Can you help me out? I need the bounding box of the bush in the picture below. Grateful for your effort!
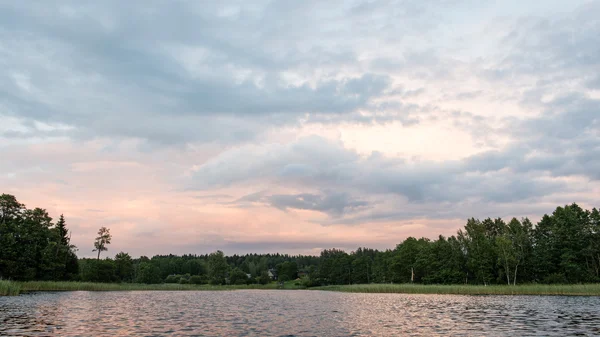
[229,268,250,285]
[179,278,189,284]
[258,271,271,285]
[165,275,181,284]
[135,262,162,284]
[189,275,205,285]
[301,277,322,288]
[543,273,568,284]
[79,259,117,283]
[210,277,225,285]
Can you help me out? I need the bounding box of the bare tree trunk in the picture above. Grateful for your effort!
[513,264,519,286]
[411,267,414,283]
[501,248,511,285]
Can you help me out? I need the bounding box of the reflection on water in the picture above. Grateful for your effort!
[1,290,599,336]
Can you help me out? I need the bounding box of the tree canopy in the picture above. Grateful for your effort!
[0,194,79,281]
[1,193,598,286]
[93,227,112,260]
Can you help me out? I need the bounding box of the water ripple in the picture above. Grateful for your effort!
[1,290,599,336]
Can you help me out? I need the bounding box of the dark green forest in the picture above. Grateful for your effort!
[1,193,599,286]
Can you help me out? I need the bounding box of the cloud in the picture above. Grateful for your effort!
[190,134,585,217]
[0,1,403,146]
[1,0,599,256]
[263,191,369,217]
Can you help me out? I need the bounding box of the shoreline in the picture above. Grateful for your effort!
[5,281,288,295]
[312,283,600,296]
[3,280,600,296]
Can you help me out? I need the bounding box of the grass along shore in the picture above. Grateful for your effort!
[313,283,600,296]
[16,281,283,293]
[2,280,600,296]
[2,280,306,295]
[0,280,21,296]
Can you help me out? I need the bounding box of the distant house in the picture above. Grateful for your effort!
[268,268,278,280]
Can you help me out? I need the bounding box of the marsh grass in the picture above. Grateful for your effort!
[0,280,21,296]
[18,281,281,293]
[5,281,599,296]
[312,283,600,296]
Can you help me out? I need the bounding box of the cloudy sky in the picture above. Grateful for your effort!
[1,0,599,257]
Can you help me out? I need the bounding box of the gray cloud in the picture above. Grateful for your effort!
[191,133,587,215]
[267,192,369,216]
[0,0,428,146]
[225,189,369,217]
[234,191,267,203]
[2,0,599,255]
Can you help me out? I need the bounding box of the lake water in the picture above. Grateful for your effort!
[1,290,599,336]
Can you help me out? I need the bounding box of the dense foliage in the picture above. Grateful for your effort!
[1,193,598,286]
[0,194,79,281]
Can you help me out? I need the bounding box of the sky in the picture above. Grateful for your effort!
[1,0,599,258]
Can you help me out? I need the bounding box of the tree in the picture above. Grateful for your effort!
[585,208,600,281]
[136,262,161,284]
[114,252,134,282]
[459,218,497,285]
[276,261,298,282]
[189,275,206,284]
[500,217,532,285]
[0,193,24,223]
[183,259,206,276]
[49,214,79,280]
[18,207,54,280]
[0,194,81,281]
[0,195,21,279]
[371,251,392,283]
[93,227,112,260]
[207,250,229,285]
[496,234,515,285]
[319,248,351,285]
[351,252,372,284]
[415,235,465,285]
[532,204,592,283]
[390,237,430,283]
[55,214,69,245]
[79,258,117,282]
[532,214,556,282]
[258,270,271,285]
[551,204,590,282]
[229,268,249,285]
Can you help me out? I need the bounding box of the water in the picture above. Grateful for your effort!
[1,290,599,336]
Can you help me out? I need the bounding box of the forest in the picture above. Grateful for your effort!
[1,193,599,286]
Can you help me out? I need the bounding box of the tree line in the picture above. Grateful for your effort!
[1,193,598,285]
[0,194,78,281]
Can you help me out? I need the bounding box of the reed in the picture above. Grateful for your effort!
[18,281,280,292]
[312,283,600,296]
[0,280,21,296]
[8,281,600,296]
